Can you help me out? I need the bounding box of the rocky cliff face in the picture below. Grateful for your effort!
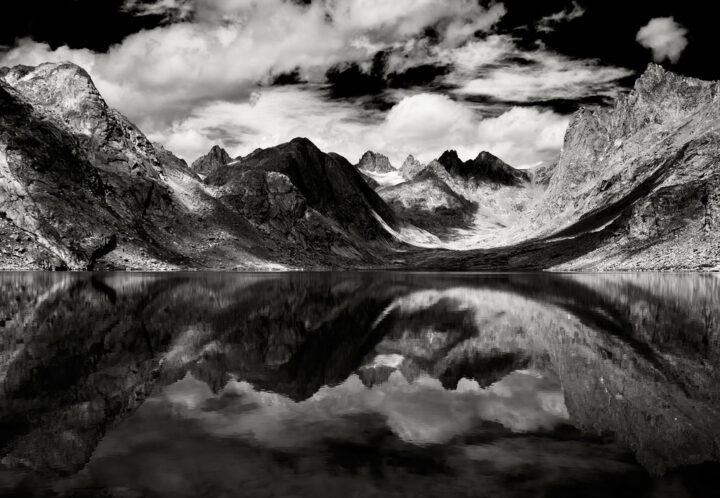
[527,161,558,187]
[532,64,720,270]
[0,63,181,270]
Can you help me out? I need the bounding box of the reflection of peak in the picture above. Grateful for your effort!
[2,273,720,478]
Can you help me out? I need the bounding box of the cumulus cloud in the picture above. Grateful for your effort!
[156,87,567,167]
[1,0,505,125]
[0,0,628,167]
[636,17,688,64]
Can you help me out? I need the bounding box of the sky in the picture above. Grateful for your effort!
[0,1,711,167]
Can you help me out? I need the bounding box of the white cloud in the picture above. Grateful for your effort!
[1,0,505,127]
[378,93,568,166]
[157,88,567,167]
[449,37,633,103]
[636,17,688,64]
[0,1,627,168]
[536,1,585,33]
[123,0,194,20]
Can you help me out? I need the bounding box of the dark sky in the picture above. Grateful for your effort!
[498,0,716,80]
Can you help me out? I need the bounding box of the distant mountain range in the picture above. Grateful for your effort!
[0,62,718,271]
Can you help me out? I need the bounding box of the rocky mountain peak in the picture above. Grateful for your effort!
[630,63,720,119]
[436,149,528,186]
[192,145,232,177]
[0,62,107,137]
[1,61,162,179]
[400,154,425,180]
[529,64,720,270]
[357,150,394,174]
[437,150,463,171]
[206,137,397,240]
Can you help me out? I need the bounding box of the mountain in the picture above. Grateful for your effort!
[205,138,397,243]
[0,62,399,270]
[437,150,530,187]
[399,154,425,180]
[530,64,720,270]
[378,165,478,235]
[0,61,718,271]
[378,154,538,243]
[0,62,196,270]
[191,144,231,177]
[356,150,395,174]
[411,64,720,271]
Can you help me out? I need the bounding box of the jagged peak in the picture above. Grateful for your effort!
[209,144,231,160]
[359,150,388,160]
[192,144,233,175]
[357,149,394,173]
[439,149,460,161]
[436,149,463,167]
[631,63,718,103]
[635,63,707,87]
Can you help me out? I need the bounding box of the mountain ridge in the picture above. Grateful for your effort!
[1,61,718,271]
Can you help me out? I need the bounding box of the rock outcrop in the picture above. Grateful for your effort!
[527,161,558,187]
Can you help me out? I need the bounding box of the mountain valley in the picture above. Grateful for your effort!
[0,62,718,271]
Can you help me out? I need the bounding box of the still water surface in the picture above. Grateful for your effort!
[1,272,719,497]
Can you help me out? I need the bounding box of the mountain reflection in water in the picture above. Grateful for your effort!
[1,272,719,497]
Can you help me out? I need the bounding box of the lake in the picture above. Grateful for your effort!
[1,272,719,497]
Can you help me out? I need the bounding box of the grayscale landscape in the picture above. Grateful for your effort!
[0,1,718,497]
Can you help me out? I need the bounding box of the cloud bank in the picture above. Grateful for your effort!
[636,17,688,64]
[0,0,632,167]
